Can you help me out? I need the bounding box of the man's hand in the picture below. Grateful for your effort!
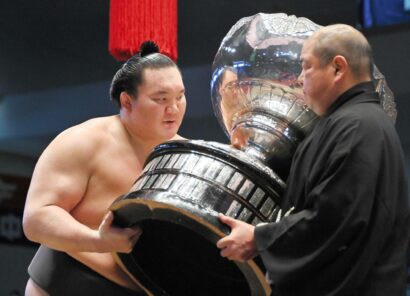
[97,211,142,253]
[216,213,257,262]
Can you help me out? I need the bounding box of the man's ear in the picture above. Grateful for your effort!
[332,55,348,78]
[119,92,133,111]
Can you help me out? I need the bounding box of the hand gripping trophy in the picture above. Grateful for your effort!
[109,13,396,296]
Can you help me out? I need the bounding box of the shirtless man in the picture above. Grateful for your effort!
[22,41,186,295]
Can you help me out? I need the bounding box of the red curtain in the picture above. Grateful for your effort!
[109,0,178,61]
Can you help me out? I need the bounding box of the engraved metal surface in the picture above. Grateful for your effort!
[127,140,284,225]
[111,140,284,295]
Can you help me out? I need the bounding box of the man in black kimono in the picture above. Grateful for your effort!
[217,24,410,296]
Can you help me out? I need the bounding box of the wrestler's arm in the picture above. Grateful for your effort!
[22,127,138,253]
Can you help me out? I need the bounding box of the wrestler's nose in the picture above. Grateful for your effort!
[166,102,179,114]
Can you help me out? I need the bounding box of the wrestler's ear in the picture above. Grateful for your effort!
[332,55,347,79]
[119,92,133,111]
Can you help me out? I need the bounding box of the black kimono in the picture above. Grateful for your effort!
[255,82,410,296]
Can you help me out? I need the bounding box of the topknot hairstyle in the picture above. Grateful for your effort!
[110,40,178,107]
[140,40,160,57]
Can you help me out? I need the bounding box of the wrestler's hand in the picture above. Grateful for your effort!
[216,213,257,262]
[97,211,142,253]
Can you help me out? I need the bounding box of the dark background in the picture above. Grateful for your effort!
[0,0,359,94]
[0,0,409,155]
[0,1,409,295]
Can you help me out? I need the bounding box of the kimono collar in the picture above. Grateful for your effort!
[325,81,379,117]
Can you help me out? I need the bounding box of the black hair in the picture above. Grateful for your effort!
[110,41,178,107]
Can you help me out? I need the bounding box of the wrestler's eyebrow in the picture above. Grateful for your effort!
[151,88,185,95]
[151,90,168,95]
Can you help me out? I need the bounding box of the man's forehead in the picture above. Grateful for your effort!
[144,81,185,94]
[143,67,179,77]
[301,38,315,57]
[143,67,181,82]
[149,87,185,95]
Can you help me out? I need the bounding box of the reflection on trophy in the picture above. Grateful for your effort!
[217,77,317,180]
[109,12,395,295]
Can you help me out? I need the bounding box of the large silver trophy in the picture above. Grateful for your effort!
[211,13,319,180]
[109,13,395,296]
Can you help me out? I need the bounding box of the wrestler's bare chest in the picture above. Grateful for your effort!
[71,153,143,228]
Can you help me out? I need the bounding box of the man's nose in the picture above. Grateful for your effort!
[166,102,179,114]
[297,71,304,85]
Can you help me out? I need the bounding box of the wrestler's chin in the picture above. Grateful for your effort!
[160,121,181,140]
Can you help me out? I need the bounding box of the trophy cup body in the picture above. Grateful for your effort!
[111,140,284,295]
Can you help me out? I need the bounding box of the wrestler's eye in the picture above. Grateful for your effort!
[153,97,167,103]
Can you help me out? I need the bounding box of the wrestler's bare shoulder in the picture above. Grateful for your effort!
[58,115,120,143]
[40,116,121,159]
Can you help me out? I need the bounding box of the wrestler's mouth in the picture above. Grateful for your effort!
[163,120,177,127]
